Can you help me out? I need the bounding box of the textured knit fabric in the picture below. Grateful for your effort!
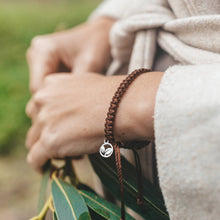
[81,1,220,219]
[155,63,220,220]
[91,0,220,75]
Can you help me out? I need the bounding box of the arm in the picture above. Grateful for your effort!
[25,62,220,220]
[25,71,164,172]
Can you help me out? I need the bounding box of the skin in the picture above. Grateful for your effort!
[26,17,115,93]
[26,17,164,172]
[26,72,163,172]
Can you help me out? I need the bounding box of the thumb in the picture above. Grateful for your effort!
[27,37,59,93]
[72,51,105,75]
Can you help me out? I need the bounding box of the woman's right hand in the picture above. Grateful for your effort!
[26,17,115,93]
[26,71,164,172]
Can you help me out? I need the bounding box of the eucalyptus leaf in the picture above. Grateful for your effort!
[77,183,97,195]
[89,207,106,220]
[77,184,107,219]
[52,178,91,220]
[89,154,170,220]
[79,190,135,220]
[53,212,58,220]
[38,164,50,213]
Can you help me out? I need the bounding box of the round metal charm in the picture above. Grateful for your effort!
[99,140,114,158]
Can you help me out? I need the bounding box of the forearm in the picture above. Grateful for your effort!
[26,71,164,172]
[113,71,164,142]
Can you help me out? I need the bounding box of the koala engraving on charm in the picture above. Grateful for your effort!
[99,140,114,158]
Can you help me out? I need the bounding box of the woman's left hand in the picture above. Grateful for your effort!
[26,72,163,172]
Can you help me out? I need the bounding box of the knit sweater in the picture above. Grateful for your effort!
[82,1,220,219]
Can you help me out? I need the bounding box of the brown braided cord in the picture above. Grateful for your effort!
[104,68,151,220]
[105,68,151,142]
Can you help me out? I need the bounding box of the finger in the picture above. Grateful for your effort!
[72,39,111,75]
[26,99,39,121]
[26,100,33,118]
[25,122,42,150]
[27,50,57,93]
[27,141,50,173]
[27,39,58,93]
[73,51,104,74]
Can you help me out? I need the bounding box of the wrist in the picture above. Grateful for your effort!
[111,71,164,142]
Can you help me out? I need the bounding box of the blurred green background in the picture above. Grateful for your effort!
[0,0,100,219]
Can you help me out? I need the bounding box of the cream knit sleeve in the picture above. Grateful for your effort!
[154,63,220,220]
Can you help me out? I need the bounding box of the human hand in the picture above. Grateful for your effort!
[26,71,163,172]
[26,17,115,93]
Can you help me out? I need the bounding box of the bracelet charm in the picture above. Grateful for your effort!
[99,140,114,158]
[101,68,151,219]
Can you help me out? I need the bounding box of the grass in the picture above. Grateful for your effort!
[0,0,101,154]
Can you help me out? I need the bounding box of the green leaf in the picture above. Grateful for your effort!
[77,184,107,219]
[53,212,58,220]
[79,190,135,220]
[52,177,91,220]
[89,154,170,220]
[89,208,106,220]
[77,183,97,195]
[38,163,50,213]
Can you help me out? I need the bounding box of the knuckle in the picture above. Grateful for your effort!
[30,35,57,53]
[25,99,37,119]
[31,36,46,47]
[38,110,48,124]
[25,102,32,117]
[33,91,45,105]
[41,128,57,153]
[29,84,37,95]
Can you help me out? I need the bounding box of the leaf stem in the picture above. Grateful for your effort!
[49,200,55,213]
[30,194,53,220]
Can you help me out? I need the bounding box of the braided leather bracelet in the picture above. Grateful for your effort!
[99,68,151,220]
